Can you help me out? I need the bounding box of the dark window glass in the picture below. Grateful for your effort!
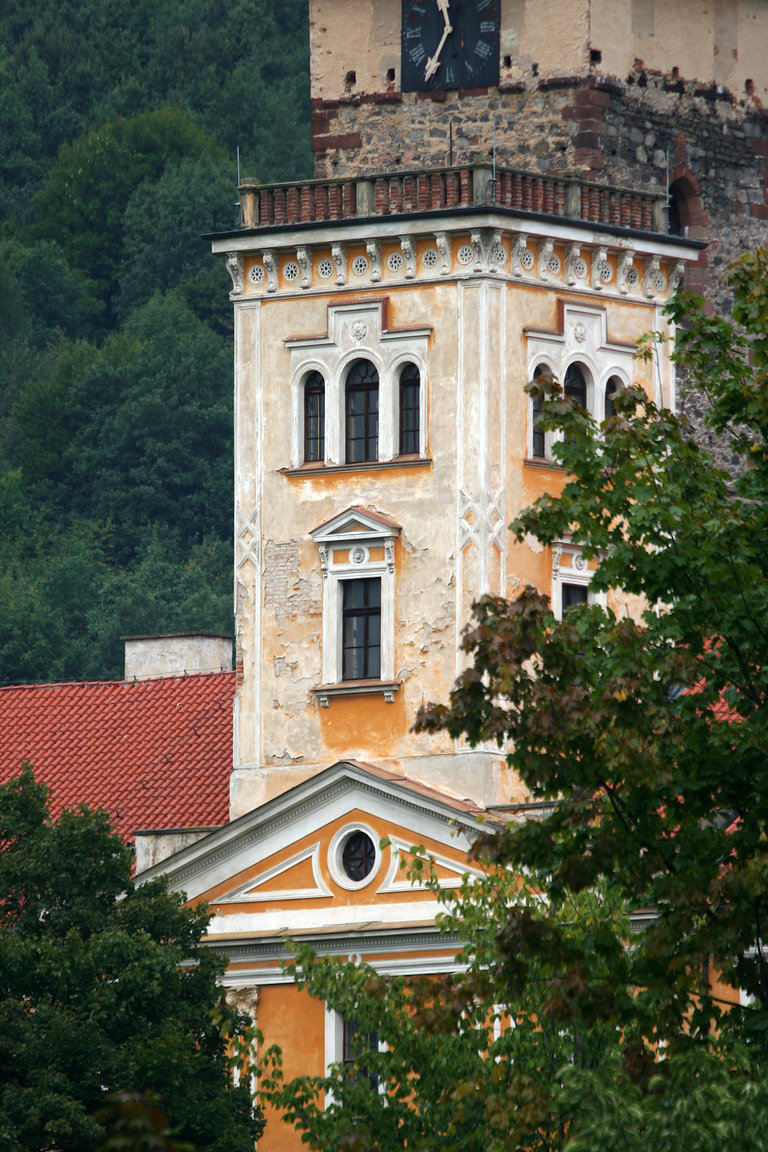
[342,830,376,881]
[345,360,379,463]
[399,363,420,455]
[605,376,620,420]
[342,578,381,680]
[561,583,588,615]
[343,1018,379,1089]
[564,363,587,409]
[531,365,547,458]
[304,372,325,462]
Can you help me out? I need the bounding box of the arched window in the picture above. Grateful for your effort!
[303,371,325,462]
[531,364,548,458]
[398,363,420,455]
[604,376,620,421]
[345,360,379,463]
[564,363,588,409]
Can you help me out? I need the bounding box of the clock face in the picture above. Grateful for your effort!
[401,0,501,93]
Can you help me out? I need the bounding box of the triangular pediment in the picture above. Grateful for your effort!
[138,762,497,942]
[310,506,401,545]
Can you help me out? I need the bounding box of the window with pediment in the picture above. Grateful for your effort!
[551,541,605,621]
[310,507,401,703]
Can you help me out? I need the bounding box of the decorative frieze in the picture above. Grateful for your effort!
[232,224,689,306]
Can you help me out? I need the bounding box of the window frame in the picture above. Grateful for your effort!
[551,541,605,621]
[287,303,430,469]
[397,361,422,456]
[310,508,400,692]
[341,576,381,681]
[324,1007,386,1104]
[345,359,380,464]
[303,370,326,463]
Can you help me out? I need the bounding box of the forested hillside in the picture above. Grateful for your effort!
[0,0,312,684]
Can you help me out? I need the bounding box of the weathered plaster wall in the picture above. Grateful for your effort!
[226,225,680,816]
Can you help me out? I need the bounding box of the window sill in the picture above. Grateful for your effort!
[524,456,564,471]
[313,679,401,707]
[281,457,431,477]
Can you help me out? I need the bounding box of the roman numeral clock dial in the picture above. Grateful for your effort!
[401,0,500,92]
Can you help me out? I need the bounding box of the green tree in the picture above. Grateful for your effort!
[0,766,261,1151]
[60,291,232,561]
[260,864,637,1152]
[262,251,768,1148]
[31,107,224,318]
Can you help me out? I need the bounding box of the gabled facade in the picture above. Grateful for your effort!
[139,760,499,1152]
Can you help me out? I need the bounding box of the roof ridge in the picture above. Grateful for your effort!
[0,669,236,693]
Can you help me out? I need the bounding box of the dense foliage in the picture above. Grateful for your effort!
[262,252,768,1148]
[0,765,262,1150]
[0,0,312,684]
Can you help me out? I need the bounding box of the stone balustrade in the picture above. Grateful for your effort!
[238,163,668,235]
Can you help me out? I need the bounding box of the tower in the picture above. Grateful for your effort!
[211,0,704,818]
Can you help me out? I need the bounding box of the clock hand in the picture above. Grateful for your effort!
[424,18,453,80]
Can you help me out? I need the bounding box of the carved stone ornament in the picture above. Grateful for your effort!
[572,321,587,344]
[366,239,382,283]
[296,246,312,290]
[262,249,278,293]
[225,986,259,1016]
[565,243,581,286]
[434,231,450,275]
[385,539,395,573]
[400,237,416,279]
[331,243,346,286]
[643,255,661,299]
[572,552,586,571]
[552,544,563,573]
[350,321,368,342]
[471,228,501,274]
[669,260,686,293]
[318,544,329,576]
[511,233,529,277]
[617,250,636,295]
[225,252,243,295]
[351,545,366,564]
[591,246,608,291]
[537,239,554,281]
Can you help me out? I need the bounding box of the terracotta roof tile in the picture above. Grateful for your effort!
[0,672,234,840]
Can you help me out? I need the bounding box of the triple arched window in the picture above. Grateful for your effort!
[529,361,625,461]
[298,358,423,467]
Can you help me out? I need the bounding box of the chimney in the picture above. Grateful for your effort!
[123,632,233,680]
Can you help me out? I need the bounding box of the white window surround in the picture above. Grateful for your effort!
[324,1005,387,1104]
[526,303,634,460]
[327,823,382,891]
[551,540,606,621]
[286,300,430,468]
[310,506,401,702]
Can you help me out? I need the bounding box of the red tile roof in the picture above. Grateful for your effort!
[0,672,235,840]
